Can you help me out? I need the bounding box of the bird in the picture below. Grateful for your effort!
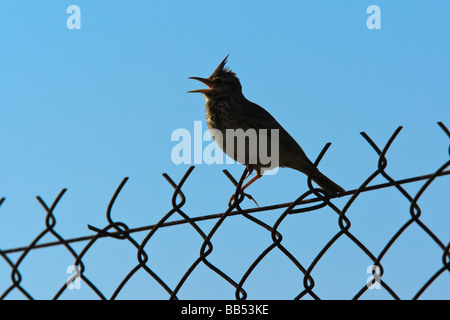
[188,55,345,205]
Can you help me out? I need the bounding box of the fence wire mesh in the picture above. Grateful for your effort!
[1,123,449,300]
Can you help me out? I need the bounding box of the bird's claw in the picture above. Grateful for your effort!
[243,167,254,180]
[228,192,259,208]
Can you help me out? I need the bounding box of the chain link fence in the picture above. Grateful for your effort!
[1,123,449,300]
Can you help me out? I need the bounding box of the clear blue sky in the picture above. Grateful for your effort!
[0,1,449,299]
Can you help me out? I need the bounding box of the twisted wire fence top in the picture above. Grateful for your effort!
[0,122,449,300]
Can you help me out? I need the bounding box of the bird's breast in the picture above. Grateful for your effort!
[206,98,234,132]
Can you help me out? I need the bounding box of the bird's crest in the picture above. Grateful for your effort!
[210,54,236,78]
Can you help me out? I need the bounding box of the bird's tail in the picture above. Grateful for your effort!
[310,170,345,195]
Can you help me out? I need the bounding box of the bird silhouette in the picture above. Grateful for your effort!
[189,55,344,205]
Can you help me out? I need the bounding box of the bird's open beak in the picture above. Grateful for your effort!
[188,77,213,93]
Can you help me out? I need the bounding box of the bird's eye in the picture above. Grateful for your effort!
[214,78,223,85]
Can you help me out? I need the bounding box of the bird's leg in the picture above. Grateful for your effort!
[228,173,262,207]
[243,165,254,180]
[241,173,263,192]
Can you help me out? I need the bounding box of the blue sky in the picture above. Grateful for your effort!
[0,1,449,299]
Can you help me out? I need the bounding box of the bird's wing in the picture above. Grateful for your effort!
[235,98,313,165]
